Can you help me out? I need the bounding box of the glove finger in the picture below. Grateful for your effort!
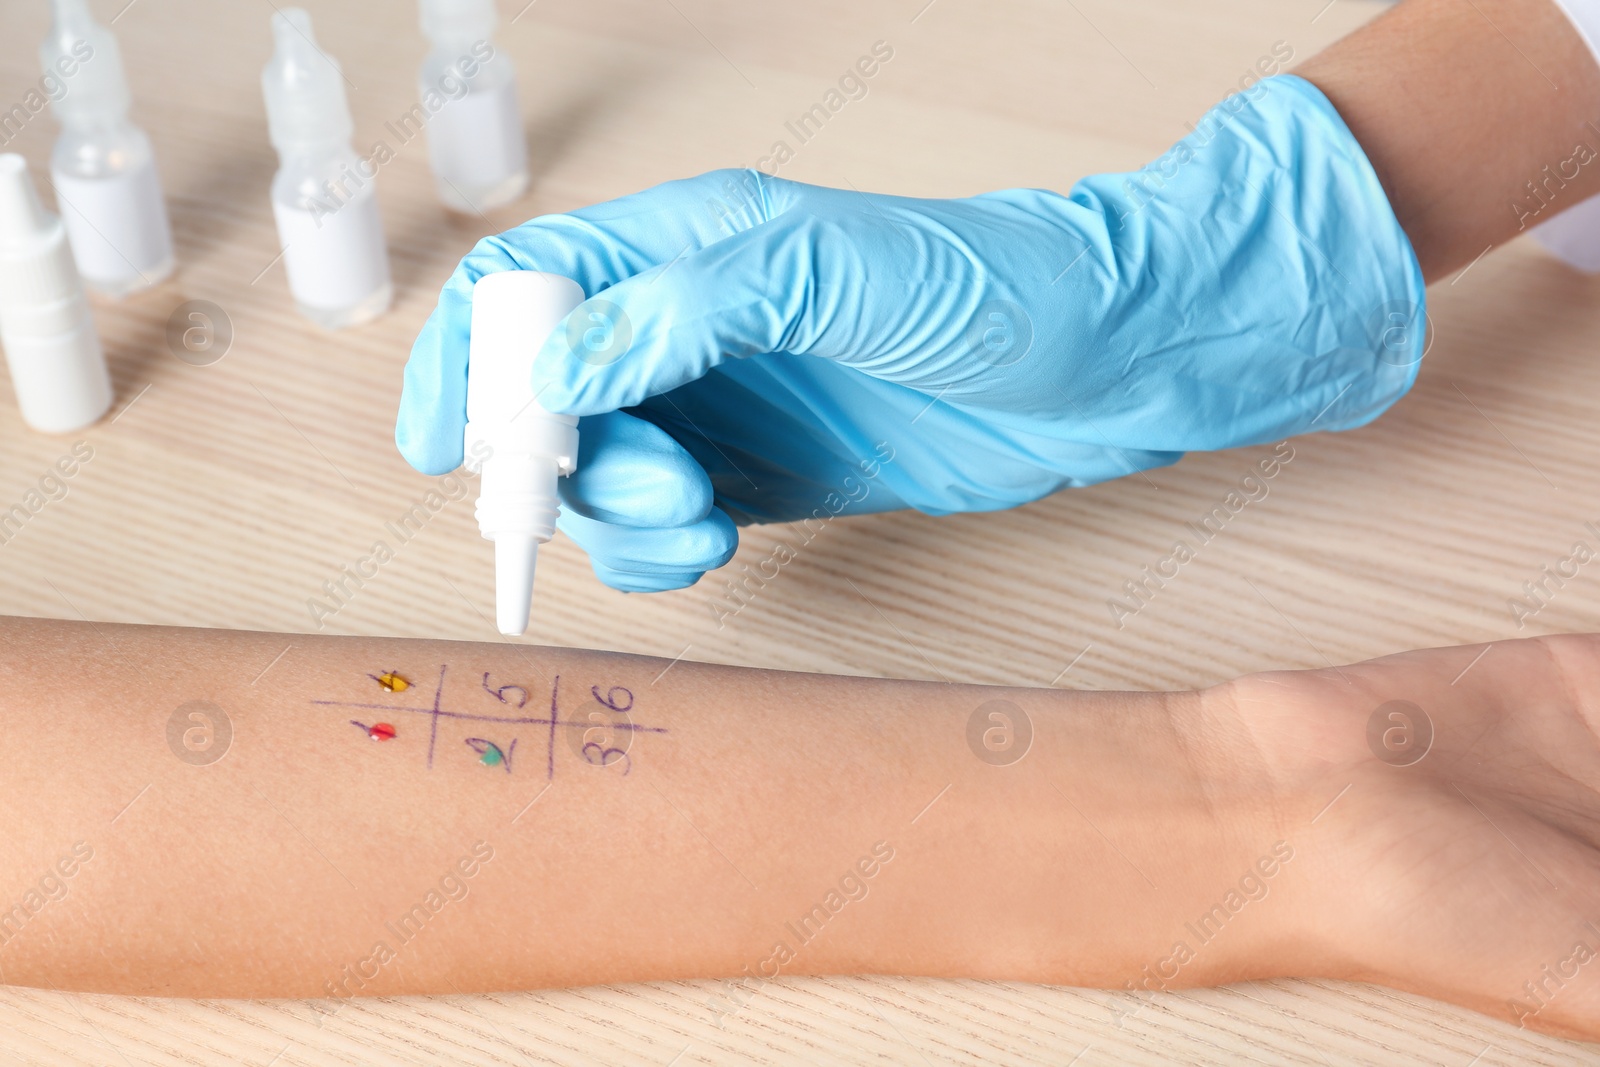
[397,169,779,475]
[591,563,716,594]
[397,293,476,475]
[558,506,738,592]
[561,410,714,529]
[529,209,843,418]
[529,176,1026,418]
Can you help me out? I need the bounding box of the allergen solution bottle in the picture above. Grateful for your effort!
[0,155,113,434]
[418,0,528,213]
[261,8,392,329]
[465,272,585,635]
[41,0,175,298]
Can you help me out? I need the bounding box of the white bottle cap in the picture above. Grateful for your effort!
[262,8,353,154]
[0,154,112,433]
[465,271,585,635]
[419,0,498,42]
[40,0,131,126]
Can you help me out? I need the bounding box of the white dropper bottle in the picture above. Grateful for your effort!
[465,271,584,636]
[261,8,392,330]
[41,0,174,298]
[0,155,113,433]
[418,0,528,213]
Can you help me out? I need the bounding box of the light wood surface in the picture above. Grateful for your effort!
[0,0,1596,1062]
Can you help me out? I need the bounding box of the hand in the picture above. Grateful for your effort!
[1225,634,1600,1040]
[397,73,1425,592]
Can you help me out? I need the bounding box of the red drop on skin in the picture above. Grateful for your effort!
[368,722,396,741]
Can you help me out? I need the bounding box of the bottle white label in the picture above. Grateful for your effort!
[426,79,527,191]
[0,311,112,433]
[51,157,174,286]
[272,187,391,311]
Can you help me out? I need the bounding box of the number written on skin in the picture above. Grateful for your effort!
[311,666,666,778]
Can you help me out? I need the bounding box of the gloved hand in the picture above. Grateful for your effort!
[398,73,1425,593]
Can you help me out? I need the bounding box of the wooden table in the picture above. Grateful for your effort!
[0,0,1596,1062]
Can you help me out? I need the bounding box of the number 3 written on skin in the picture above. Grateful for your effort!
[311,666,667,778]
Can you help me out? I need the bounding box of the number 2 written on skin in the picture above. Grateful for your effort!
[313,666,666,778]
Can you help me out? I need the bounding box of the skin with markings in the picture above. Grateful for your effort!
[5,618,1600,1038]
[8,0,1600,1037]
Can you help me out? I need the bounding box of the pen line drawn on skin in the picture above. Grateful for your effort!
[370,671,410,692]
[430,664,446,767]
[548,674,559,780]
[466,737,515,771]
[350,720,396,741]
[482,672,528,707]
[313,666,665,779]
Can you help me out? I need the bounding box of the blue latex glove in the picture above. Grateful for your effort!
[398,74,1425,593]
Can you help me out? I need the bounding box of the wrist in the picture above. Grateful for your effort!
[1133,683,1340,991]
[1205,662,1417,988]
[951,685,1331,996]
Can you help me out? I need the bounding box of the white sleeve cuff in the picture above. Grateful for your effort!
[1528,0,1600,270]
[1549,0,1600,67]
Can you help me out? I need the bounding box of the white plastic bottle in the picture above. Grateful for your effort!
[0,155,113,434]
[465,272,584,635]
[418,0,528,213]
[41,0,174,298]
[261,8,392,330]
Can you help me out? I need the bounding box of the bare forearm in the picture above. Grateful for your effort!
[1298,0,1600,279]
[0,617,1296,1001]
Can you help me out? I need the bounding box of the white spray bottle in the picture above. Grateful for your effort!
[465,271,584,636]
[261,8,392,329]
[0,154,113,433]
[41,0,174,298]
[418,0,528,213]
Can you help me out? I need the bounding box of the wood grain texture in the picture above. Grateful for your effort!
[0,0,1596,1062]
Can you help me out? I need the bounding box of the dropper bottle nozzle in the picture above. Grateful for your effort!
[0,156,48,243]
[465,272,586,636]
[263,8,354,154]
[260,7,391,328]
[42,0,131,123]
[414,0,527,212]
[495,535,539,636]
[419,0,498,42]
[39,0,174,297]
